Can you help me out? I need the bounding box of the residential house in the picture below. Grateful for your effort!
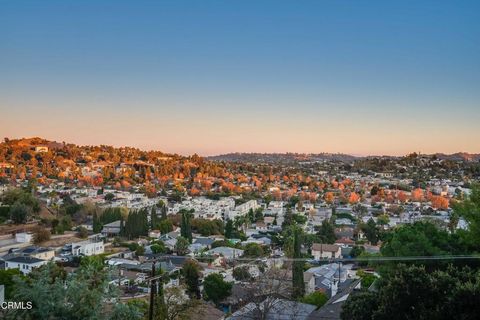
[101,220,122,237]
[4,256,49,274]
[15,246,55,260]
[307,279,361,320]
[304,272,316,294]
[206,247,244,260]
[228,298,316,320]
[255,222,268,232]
[71,235,104,256]
[335,237,355,247]
[311,244,341,260]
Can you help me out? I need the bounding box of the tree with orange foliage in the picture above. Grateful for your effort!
[348,192,360,204]
[431,195,449,210]
[190,187,201,196]
[272,190,282,201]
[411,188,425,202]
[398,191,408,203]
[325,192,334,204]
[331,180,339,189]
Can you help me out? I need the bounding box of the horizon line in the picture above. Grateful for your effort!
[4,136,480,159]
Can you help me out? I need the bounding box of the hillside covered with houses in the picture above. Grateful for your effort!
[0,137,480,319]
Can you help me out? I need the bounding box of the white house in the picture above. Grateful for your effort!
[71,236,104,256]
[4,256,49,274]
[15,232,33,244]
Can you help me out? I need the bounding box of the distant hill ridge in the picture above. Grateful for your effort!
[2,137,479,162]
[207,152,480,162]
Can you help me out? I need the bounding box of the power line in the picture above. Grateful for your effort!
[147,254,480,263]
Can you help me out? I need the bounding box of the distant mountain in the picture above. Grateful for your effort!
[208,152,480,163]
[434,152,480,162]
[206,152,361,163]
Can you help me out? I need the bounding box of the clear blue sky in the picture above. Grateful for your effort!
[1,0,479,155]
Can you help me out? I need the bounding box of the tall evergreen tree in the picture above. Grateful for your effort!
[124,209,149,239]
[292,227,305,299]
[119,216,125,237]
[157,200,167,220]
[180,210,193,243]
[182,260,201,299]
[224,219,234,239]
[150,206,158,229]
[93,212,102,233]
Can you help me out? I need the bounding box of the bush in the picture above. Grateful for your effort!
[33,226,51,244]
[0,206,11,219]
[232,266,251,281]
[77,226,89,239]
[243,243,264,257]
[302,291,328,309]
[10,202,31,224]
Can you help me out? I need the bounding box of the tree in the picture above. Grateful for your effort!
[325,192,334,204]
[292,227,305,298]
[1,188,40,213]
[361,218,379,245]
[317,220,336,244]
[243,243,264,257]
[203,273,232,305]
[454,183,480,251]
[349,245,365,258]
[381,221,460,258]
[124,209,149,239]
[9,202,30,224]
[150,241,167,254]
[255,208,264,222]
[180,210,193,243]
[93,212,102,233]
[357,269,376,288]
[302,291,328,309]
[150,206,159,229]
[164,286,197,320]
[183,260,201,299]
[232,266,251,281]
[77,226,89,238]
[341,264,480,320]
[224,219,234,239]
[33,226,51,244]
[341,290,378,320]
[175,236,190,255]
[104,193,115,201]
[376,214,390,226]
[6,262,142,320]
[157,200,167,220]
[158,219,173,235]
[0,269,25,299]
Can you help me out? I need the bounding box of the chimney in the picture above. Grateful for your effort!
[331,279,338,297]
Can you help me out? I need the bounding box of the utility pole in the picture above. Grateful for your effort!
[147,260,166,320]
[148,261,156,320]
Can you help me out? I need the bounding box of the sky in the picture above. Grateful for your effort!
[1,0,479,156]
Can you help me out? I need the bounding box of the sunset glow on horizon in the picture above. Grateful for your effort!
[1,1,479,156]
